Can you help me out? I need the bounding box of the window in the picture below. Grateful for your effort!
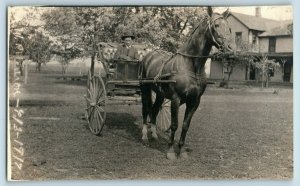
[252,33,258,44]
[235,32,242,50]
[235,32,242,46]
[269,37,276,53]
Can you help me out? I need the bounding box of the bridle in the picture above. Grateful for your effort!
[177,15,227,58]
[208,15,226,50]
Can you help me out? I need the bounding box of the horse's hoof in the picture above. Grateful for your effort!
[166,152,177,160]
[179,151,189,159]
[152,133,158,140]
[142,137,149,146]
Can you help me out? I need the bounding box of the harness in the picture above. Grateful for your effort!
[147,15,226,84]
[153,56,207,86]
[153,51,175,81]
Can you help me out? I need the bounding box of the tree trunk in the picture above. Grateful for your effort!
[261,64,264,88]
[282,62,286,82]
[37,52,42,73]
[37,62,41,73]
[61,61,68,75]
[225,72,231,89]
[90,54,95,77]
[256,69,259,84]
[261,74,264,88]
[62,64,66,75]
[19,61,24,76]
[266,74,269,88]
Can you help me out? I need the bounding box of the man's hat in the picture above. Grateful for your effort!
[121,31,135,40]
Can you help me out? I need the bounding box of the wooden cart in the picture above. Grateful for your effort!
[85,43,174,135]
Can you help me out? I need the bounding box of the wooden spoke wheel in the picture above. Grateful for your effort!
[151,91,171,132]
[85,70,107,135]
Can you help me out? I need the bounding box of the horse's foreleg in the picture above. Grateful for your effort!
[149,92,164,140]
[178,97,201,158]
[167,97,180,160]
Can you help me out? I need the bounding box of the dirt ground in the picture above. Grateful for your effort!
[8,64,293,180]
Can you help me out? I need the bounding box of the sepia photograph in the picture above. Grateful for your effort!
[7,5,293,180]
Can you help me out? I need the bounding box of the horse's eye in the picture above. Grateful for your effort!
[215,24,219,28]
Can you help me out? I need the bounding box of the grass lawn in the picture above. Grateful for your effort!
[8,63,293,180]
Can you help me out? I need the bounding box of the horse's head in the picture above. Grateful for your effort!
[207,7,233,53]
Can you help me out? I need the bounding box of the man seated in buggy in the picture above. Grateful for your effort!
[114,31,139,61]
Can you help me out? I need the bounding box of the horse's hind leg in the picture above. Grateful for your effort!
[178,97,201,158]
[149,91,164,140]
[141,84,152,143]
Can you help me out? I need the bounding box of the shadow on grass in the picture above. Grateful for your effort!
[103,112,169,153]
[53,79,87,87]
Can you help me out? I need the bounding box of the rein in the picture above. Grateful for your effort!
[176,51,213,58]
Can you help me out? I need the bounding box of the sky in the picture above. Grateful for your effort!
[10,5,293,24]
[215,5,293,20]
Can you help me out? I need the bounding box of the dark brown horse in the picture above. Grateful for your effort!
[140,7,233,159]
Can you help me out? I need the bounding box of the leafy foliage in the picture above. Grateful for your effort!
[254,54,280,88]
[9,7,52,72]
[40,7,208,76]
[112,7,206,52]
[26,32,52,72]
[41,7,207,54]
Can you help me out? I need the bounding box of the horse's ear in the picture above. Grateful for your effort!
[207,6,213,17]
[223,8,230,19]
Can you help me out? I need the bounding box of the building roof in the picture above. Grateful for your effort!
[229,12,288,32]
[259,22,293,37]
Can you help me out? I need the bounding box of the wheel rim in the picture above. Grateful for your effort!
[152,91,171,132]
[85,71,106,135]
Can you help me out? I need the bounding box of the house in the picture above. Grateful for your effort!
[209,7,293,83]
[258,23,293,82]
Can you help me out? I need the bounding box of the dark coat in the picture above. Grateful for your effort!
[114,44,139,61]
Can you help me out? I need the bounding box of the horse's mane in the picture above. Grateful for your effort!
[188,15,210,37]
[185,13,223,45]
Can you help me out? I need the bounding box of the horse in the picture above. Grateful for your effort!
[139,7,233,160]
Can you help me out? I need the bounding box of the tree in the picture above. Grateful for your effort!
[9,26,52,73]
[51,44,83,74]
[40,7,209,77]
[25,31,52,72]
[42,7,115,76]
[280,58,287,82]
[73,7,115,76]
[9,7,52,73]
[112,7,205,53]
[41,8,82,74]
[215,40,253,88]
[254,54,280,88]
[216,54,242,88]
